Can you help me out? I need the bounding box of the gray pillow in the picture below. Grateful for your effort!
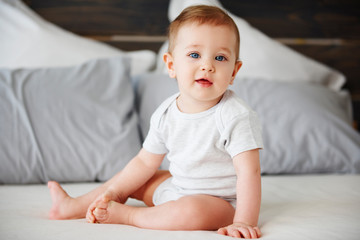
[134,73,360,174]
[0,57,141,183]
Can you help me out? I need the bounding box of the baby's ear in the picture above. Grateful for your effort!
[230,60,242,82]
[163,53,176,78]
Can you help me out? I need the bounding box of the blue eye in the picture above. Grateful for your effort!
[189,53,200,58]
[215,56,226,61]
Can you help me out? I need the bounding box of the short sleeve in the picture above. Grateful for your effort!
[222,111,263,158]
[142,111,168,155]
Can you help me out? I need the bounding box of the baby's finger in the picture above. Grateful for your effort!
[217,227,227,236]
[88,202,97,212]
[86,211,94,223]
[254,226,261,238]
[86,213,94,223]
[86,208,96,223]
[94,207,106,216]
[86,205,94,214]
[237,227,250,239]
[229,228,241,238]
[248,227,258,239]
[96,199,108,209]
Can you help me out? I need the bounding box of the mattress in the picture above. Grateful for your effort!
[1,174,359,240]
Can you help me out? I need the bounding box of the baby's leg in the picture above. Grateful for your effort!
[48,180,117,220]
[93,194,235,231]
[48,170,170,220]
[129,170,171,206]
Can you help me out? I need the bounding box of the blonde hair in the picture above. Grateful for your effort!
[167,5,240,60]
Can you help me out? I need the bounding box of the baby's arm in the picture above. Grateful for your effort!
[106,148,165,195]
[218,149,262,238]
[86,148,165,223]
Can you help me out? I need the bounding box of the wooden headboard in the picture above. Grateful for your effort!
[25,0,360,128]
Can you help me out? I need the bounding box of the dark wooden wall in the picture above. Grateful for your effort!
[25,0,360,127]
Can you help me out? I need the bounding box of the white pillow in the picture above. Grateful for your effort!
[156,0,345,91]
[0,0,156,75]
[0,57,142,183]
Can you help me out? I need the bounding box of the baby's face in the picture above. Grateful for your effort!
[166,23,241,111]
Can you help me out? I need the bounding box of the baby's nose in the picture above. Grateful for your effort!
[201,61,215,72]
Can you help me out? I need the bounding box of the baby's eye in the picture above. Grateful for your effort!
[189,53,200,59]
[215,56,226,61]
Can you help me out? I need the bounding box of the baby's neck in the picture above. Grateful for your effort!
[176,94,223,114]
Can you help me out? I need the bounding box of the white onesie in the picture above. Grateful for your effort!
[143,90,263,207]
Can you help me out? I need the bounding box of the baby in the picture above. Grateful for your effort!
[48,5,263,239]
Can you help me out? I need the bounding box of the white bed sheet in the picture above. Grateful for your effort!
[1,175,359,240]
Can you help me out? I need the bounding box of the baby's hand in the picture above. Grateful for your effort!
[217,222,261,239]
[86,189,121,223]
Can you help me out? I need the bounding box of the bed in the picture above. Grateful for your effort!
[1,0,360,239]
[1,175,359,240]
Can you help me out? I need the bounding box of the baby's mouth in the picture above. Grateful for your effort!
[195,78,213,87]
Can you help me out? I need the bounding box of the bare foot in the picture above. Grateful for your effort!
[92,192,133,224]
[48,181,78,220]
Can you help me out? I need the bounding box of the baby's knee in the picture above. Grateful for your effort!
[173,197,210,229]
